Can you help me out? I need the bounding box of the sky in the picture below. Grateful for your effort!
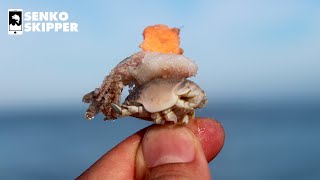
[1,0,320,106]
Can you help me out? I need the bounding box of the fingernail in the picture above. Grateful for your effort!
[142,126,196,168]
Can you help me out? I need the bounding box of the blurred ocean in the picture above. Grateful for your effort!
[1,100,319,180]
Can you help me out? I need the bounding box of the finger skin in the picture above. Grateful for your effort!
[139,125,211,180]
[187,117,225,161]
[76,118,225,179]
[76,129,146,180]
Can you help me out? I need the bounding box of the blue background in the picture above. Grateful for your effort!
[1,0,320,179]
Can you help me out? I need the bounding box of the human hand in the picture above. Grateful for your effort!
[77,117,225,180]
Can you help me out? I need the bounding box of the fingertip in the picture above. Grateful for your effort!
[136,124,211,180]
[187,117,225,161]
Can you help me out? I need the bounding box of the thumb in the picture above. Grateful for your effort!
[136,125,210,180]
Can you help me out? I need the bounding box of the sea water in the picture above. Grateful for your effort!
[0,101,319,180]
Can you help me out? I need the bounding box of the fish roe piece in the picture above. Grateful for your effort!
[140,24,184,54]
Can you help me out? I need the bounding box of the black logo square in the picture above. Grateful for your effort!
[8,9,23,35]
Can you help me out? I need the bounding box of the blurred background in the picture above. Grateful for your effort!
[1,0,320,179]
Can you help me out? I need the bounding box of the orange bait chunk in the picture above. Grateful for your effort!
[140,24,183,54]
